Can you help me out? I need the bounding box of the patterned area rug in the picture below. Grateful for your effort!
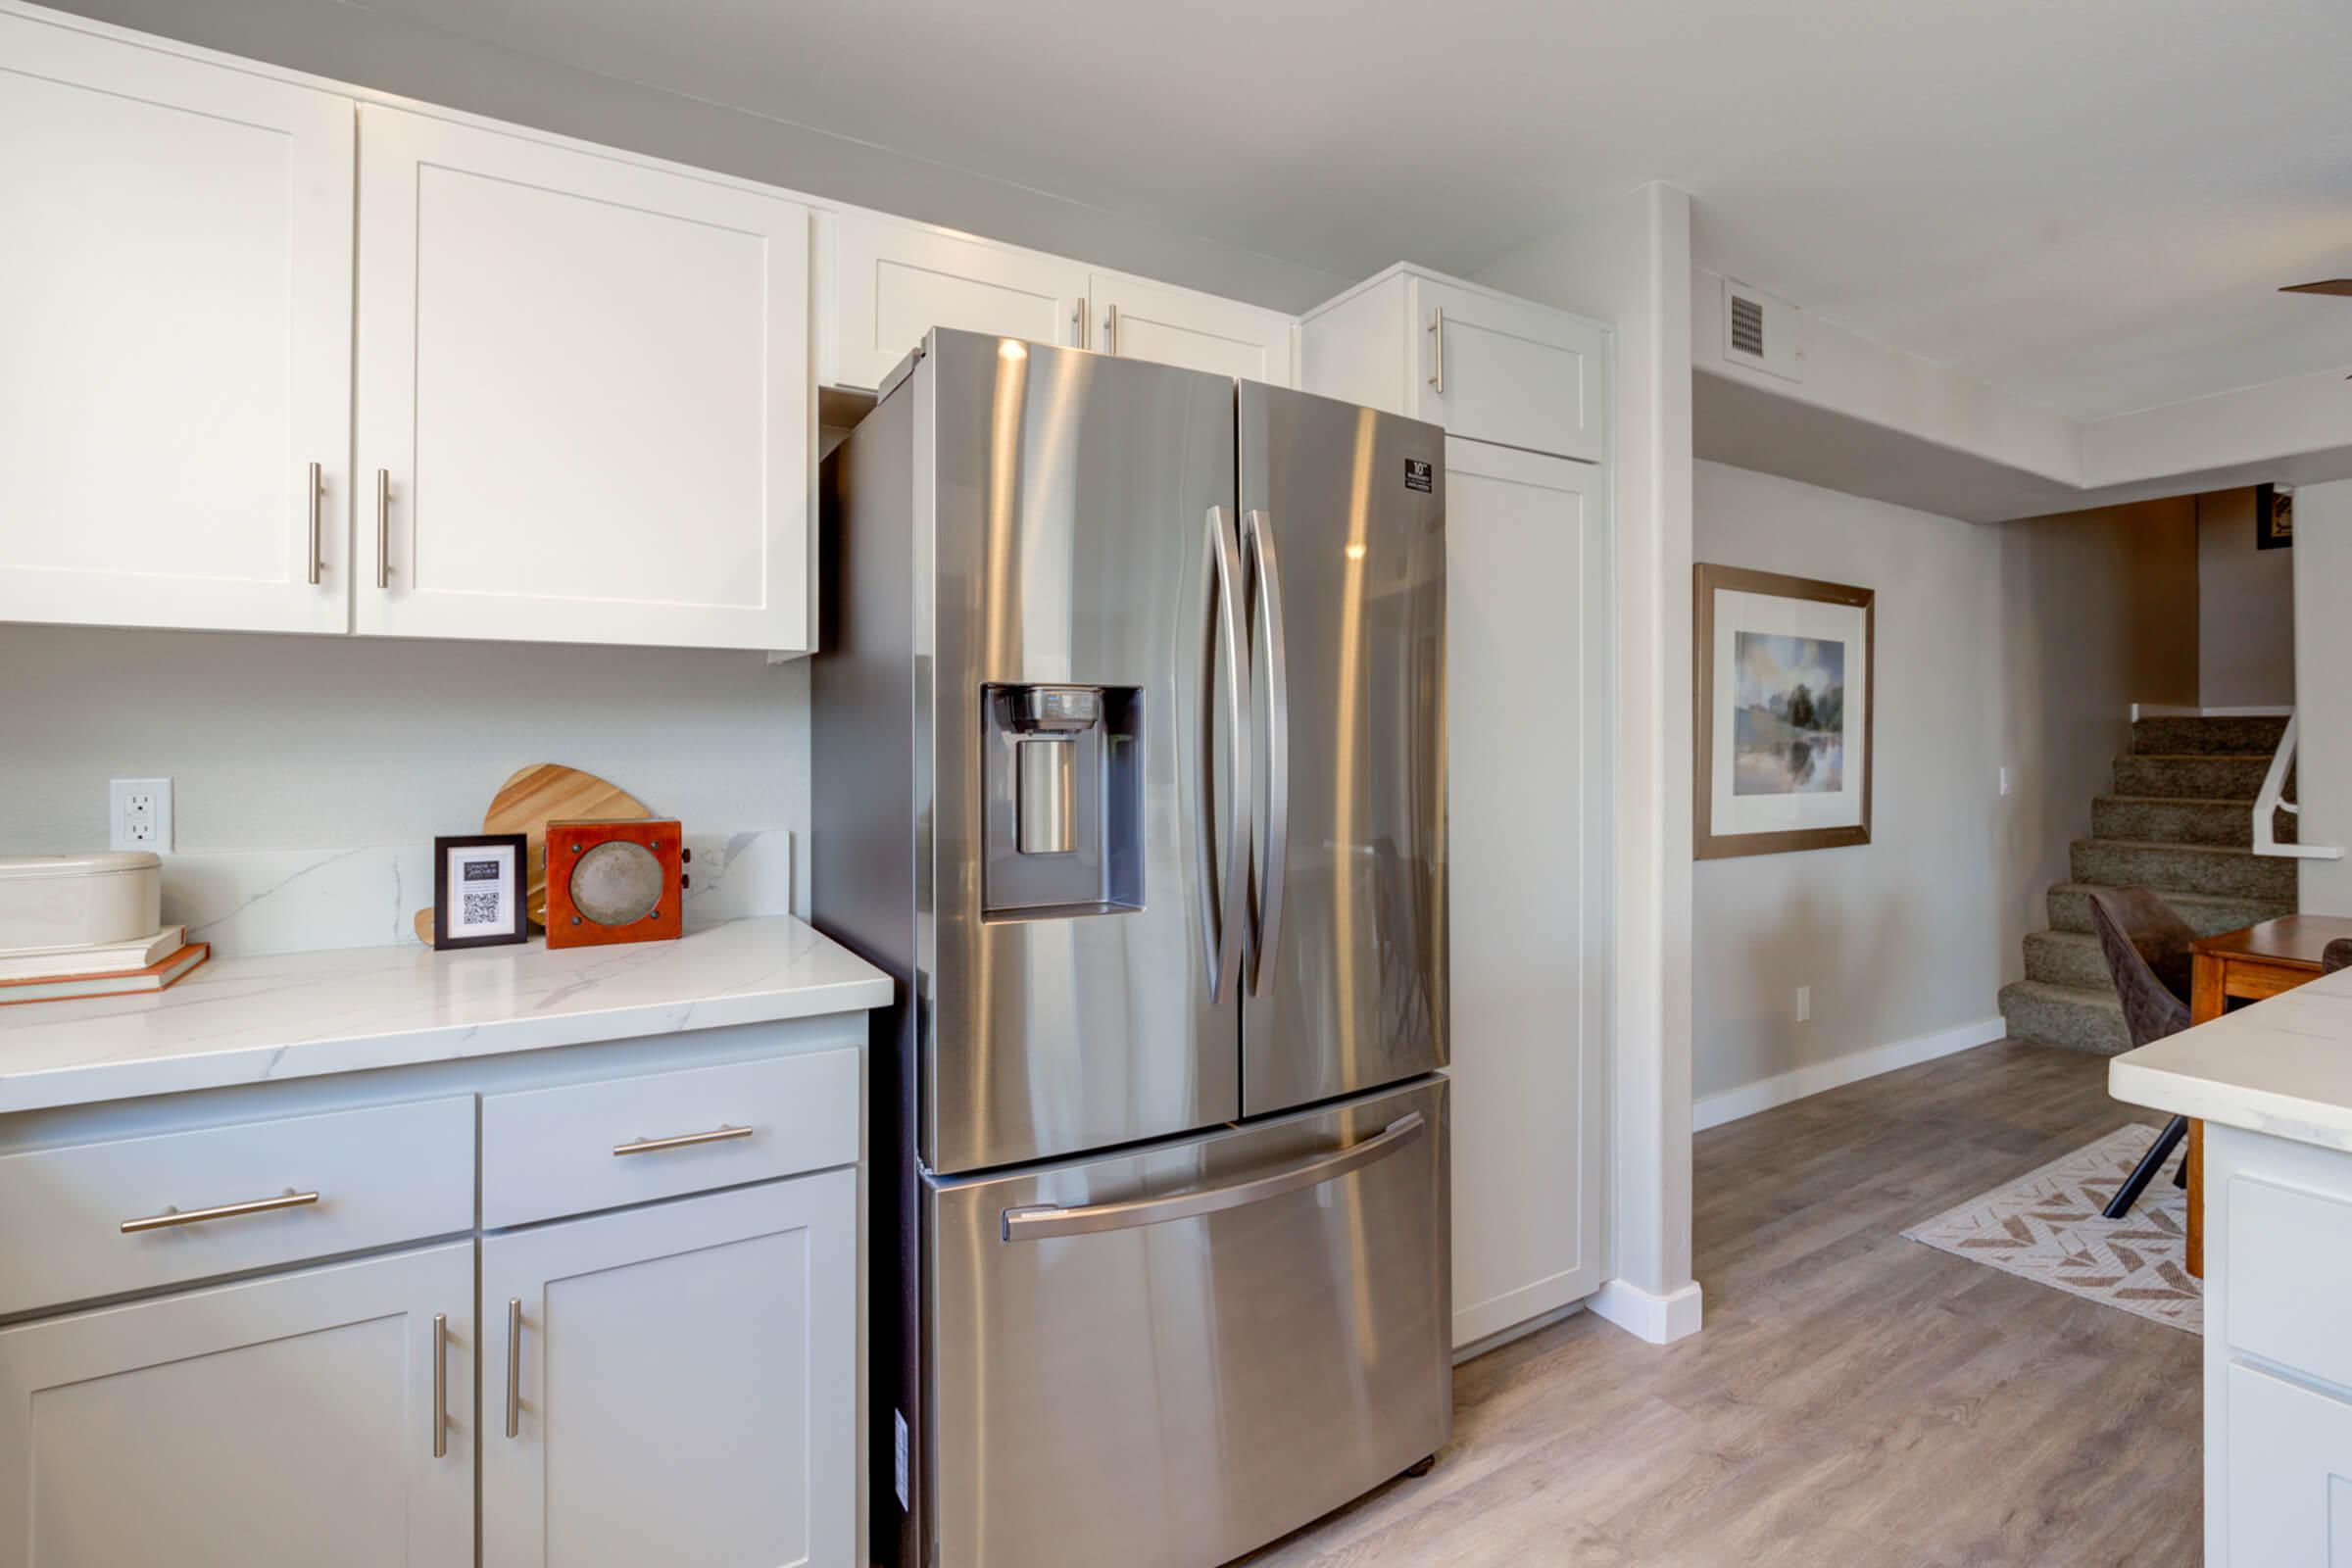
[1903,1125,2201,1334]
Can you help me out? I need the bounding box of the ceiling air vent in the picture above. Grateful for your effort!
[1730,294,1766,358]
[1721,278,1802,383]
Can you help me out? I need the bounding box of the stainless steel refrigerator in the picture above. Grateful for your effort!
[812,328,1449,1568]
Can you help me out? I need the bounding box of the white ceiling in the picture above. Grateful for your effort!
[353,0,2352,420]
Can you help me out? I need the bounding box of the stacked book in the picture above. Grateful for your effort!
[0,925,209,1006]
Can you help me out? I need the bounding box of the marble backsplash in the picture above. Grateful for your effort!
[159,829,795,958]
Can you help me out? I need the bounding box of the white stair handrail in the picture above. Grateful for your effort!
[2254,711,2342,859]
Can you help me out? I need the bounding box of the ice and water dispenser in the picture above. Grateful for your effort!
[981,683,1143,917]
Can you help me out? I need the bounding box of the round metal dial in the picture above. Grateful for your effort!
[569,840,662,925]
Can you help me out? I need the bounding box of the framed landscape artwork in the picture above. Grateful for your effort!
[1693,564,1874,858]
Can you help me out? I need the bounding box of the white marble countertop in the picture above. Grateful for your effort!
[0,917,891,1114]
[2110,965,2352,1153]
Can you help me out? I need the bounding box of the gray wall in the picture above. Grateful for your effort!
[2197,486,2297,709]
[38,0,1348,314]
[0,624,809,906]
[1692,463,2198,1105]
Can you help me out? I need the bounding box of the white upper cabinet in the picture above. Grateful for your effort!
[830,213,1088,391]
[1091,271,1296,385]
[0,11,354,634]
[1302,265,1606,464]
[356,105,814,652]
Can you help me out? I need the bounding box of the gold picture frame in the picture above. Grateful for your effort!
[1693,564,1875,859]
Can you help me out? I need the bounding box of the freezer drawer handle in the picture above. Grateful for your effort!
[1000,1111,1424,1243]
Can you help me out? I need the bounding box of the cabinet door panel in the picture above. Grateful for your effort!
[832,217,1085,390]
[1414,279,1604,463]
[0,12,353,633]
[1092,272,1295,385]
[482,1173,857,1568]
[2226,1361,2352,1564]
[357,105,812,651]
[0,1243,472,1568]
[1444,438,1606,1347]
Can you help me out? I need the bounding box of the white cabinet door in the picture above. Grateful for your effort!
[1091,271,1296,385]
[1412,277,1604,463]
[0,12,354,634]
[482,1172,857,1568]
[0,1243,473,1568]
[2225,1360,2352,1565]
[831,215,1087,391]
[357,105,814,652]
[1445,437,1607,1348]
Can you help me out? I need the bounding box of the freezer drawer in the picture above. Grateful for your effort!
[923,1077,1450,1568]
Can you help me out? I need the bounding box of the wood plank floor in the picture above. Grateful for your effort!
[1237,1040,2202,1568]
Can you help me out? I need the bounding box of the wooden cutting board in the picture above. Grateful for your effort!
[411,764,653,943]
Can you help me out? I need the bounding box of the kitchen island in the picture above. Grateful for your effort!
[2111,966,2352,1566]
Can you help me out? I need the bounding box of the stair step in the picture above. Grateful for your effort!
[2046,881,2291,937]
[2132,714,2288,758]
[2069,837,2298,902]
[1999,979,2131,1055]
[2092,795,2289,848]
[2113,754,2278,801]
[2023,930,2119,991]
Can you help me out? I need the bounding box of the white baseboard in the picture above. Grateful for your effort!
[1692,1014,2006,1133]
[1590,1278,1703,1345]
[2131,703,2292,719]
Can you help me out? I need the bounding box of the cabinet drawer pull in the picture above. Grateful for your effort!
[307,461,324,585]
[612,1124,754,1157]
[1428,306,1446,393]
[505,1297,522,1440]
[120,1190,319,1233]
[374,468,391,589]
[1104,301,1119,356]
[431,1312,449,1459]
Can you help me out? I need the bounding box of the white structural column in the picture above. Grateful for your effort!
[2295,480,2352,915]
[1478,182,1702,1343]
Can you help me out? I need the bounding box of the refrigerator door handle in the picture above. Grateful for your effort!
[1199,505,1251,1004]
[1000,1111,1425,1242]
[1244,509,1290,997]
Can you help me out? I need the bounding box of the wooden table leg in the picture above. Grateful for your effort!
[2185,954,2228,1282]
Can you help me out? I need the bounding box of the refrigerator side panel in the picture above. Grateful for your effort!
[924,330,1242,1173]
[810,382,922,1568]
[1239,383,1448,1117]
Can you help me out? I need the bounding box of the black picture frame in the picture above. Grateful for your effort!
[431,832,530,951]
[2256,482,2293,550]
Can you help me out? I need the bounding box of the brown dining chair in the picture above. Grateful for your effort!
[2325,938,2352,976]
[2086,887,2197,1220]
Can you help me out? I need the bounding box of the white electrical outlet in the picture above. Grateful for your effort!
[1795,984,1811,1023]
[1999,765,2013,797]
[109,778,172,853]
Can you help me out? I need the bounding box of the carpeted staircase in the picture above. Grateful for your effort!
[2000,713,2294,1054]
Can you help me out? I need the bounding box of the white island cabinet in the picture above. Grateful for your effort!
[0,916,887,1568]
[2110,969,2352,1567]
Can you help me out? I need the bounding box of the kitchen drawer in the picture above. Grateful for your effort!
[481,1048,859,1229]
[2227,1174,2352,1392]
[0,1097,474,1320]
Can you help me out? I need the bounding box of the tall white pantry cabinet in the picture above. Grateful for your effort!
[1304,266,1614,1352]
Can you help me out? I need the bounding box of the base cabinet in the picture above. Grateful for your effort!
[0,1243,475,1567]
[482,1174,857,1568]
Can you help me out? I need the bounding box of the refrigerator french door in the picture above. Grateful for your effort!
[812,329,1448,1568]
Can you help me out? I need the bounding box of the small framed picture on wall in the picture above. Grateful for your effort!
[432,832,529,950]
[2256,482,2293,550]
[1694,564,1875,859]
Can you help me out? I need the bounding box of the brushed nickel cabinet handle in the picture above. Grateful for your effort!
[431,1312,449,1459]
[306,461,324,585]
[374,468,391,589]
[1075,295,1089,348]
[1428,306,1446,393]
[504,1297,522,1440]
[120,1190,319,1233]
[1104,302,1119,356]
[612,1124,754,1156]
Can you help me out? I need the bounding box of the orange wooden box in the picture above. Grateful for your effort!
[543,818,686,948]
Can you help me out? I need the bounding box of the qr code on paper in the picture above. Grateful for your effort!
[463,890,501,926]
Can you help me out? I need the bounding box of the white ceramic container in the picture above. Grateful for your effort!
[0,853,165,955]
